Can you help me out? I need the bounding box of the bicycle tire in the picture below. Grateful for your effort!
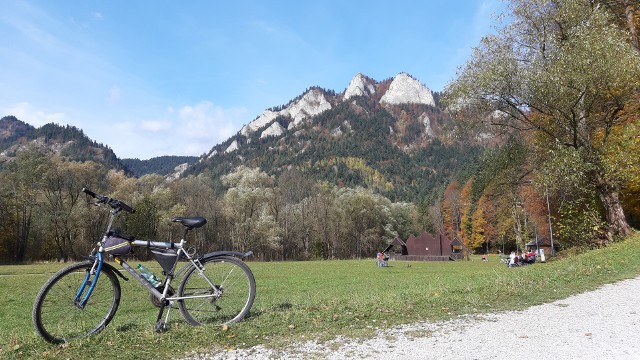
[32,261,121,343]
[178,256,255,326]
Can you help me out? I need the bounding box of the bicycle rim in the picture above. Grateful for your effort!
[178,256,255,326]
[32,261,121,343]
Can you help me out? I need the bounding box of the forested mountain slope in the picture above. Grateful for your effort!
[122,156,199,177]
[186,73,485,201]
[0,116,127,172]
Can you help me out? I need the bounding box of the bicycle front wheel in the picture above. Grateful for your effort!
[32,261,121,343]
[178,256,255,326]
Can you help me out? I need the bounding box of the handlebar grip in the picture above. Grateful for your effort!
[82,187,98,198]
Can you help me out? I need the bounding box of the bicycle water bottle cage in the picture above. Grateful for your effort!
[171,217,207,229]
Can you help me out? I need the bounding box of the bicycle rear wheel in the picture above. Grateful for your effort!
[178,256,255,326]
[32,261,121,343]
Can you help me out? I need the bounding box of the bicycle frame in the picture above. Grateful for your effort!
[113,239,223,303]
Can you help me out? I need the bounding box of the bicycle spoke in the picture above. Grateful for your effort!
[178,256,255,326]
[33,262,121,343]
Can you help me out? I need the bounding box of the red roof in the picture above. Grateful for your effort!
[405,232,453,256]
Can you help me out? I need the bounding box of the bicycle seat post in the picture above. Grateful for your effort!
[181,227,191,243]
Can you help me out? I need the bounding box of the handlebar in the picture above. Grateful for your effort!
[82,187,135,214]
[82,188,98,198]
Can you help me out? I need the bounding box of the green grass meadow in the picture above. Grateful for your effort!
[2,233,640,359]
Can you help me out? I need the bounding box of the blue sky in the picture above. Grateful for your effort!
[0,1,505,159]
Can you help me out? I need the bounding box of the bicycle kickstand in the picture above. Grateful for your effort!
[154,300,173,333]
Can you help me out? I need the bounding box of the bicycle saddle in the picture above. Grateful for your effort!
[171,217,207,228]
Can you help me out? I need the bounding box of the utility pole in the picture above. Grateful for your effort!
[545,185,555,256]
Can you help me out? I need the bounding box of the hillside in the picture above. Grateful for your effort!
[122,155,199,177]
[0,116,128,172]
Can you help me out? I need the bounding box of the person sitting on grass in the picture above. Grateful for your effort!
[376,251,384,267]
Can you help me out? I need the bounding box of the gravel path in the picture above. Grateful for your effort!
[187,276,640,360]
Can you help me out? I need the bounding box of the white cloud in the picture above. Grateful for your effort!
[113,121,135,131]
[3,102,66,127]
[183,143,202,155]
[105,101,248,158]
[0,99,246,159]
[177,101,246,146]
[140,120,171,132]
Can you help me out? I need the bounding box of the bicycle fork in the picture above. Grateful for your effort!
[74,253,105,309]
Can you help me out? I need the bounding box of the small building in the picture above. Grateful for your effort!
[449,238,466,260]
[525,236,556,255]
[383,237,408,256]
[384,232,468,261]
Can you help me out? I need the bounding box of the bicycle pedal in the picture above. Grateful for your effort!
[154,321,168,333]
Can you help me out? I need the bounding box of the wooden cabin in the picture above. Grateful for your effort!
[384,232,468,261]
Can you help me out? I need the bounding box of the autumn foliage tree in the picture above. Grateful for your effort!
[441,181,461,240]
[445,0,640,240]
[458,179,473,247]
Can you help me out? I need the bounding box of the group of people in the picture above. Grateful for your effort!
[508,250,536,267]
[376,251,389,267]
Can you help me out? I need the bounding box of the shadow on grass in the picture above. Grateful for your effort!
[114,323,141,332]
[273,302,293,311]
[242,302,291,321]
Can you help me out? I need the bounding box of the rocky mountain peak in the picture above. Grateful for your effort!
[239,88,332,139]
[240,110,279,136]
[343,73,376,100]
[284,88,332,129]
[380,73,435,106]
[165,162,189,182]
[261,122,285,138]
[205,73,441,163]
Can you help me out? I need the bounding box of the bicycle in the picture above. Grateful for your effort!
[32,188,256,344]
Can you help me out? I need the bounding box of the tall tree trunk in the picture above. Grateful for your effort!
[621,0,640,51]
[14,205,32,262]
[595,174,632,238]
